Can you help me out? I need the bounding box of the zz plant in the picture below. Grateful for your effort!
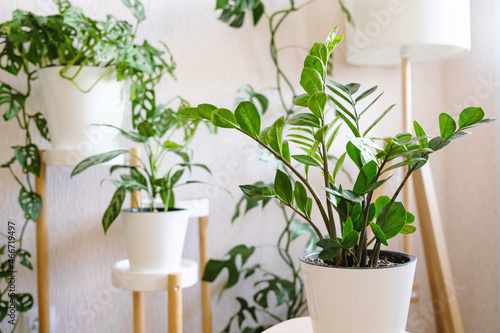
[180,27,496,268]
[0,0,174,326]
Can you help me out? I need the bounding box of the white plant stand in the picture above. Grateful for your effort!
[111,259,198,333]
[262,317,410,333]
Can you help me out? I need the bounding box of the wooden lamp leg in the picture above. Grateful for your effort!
[168,273,182,333]
[413,166,464,333]
[35,151,50,333]
[199,216,212,333]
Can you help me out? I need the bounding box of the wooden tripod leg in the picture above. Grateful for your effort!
[199,216,212,333]
[35,151,50,333]
[168,273,182,333]
[402,56,413,254]
[133,292,146,333]
[413,166,464,333]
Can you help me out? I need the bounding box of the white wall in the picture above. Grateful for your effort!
[0,0,497,332]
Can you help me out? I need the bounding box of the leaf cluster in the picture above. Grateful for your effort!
[179,27,496,268]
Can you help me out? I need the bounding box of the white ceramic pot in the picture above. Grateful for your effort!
[121,208,189,273]
[299,250,416,333]
[38,66,127,165]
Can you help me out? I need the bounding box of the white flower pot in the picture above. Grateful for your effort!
[38,66,127,165]
[121,208,189,273]
[299,250,416,333]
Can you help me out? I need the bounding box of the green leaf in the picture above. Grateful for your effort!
[343,217,353,238]
[294,182,308,214]
[376,202,406,239]
[400,224,417,234]
[198,103,218,120]
[137,120,155,137]
[413,120,428,148]
[254,276,295,308]
[407,212,415,224]
[353,160,378,195]
[13,145,41,177]
[333,152,346,181]
[341,230,359,249]
[268,116,285,155]
[458,107,484,128]
[310,43,328,65]
[382,157,426,173]
[18,189,42,221]
[355,86,377,103]
[317,238,341,260]
[248,186,277,201]
[304,55,324,80]
[361,176,391,195]
[282,140,291,163]
[286,113,320,128]
[439,113,456,141]
[346,141,363,169]
[292,93,310,107]
[345,83,360,95]
[307,91,327,118]
[212,108,238,128]
[177,107,200,118]
[202,245,255,293]
[300,67,323,95]
[314,122,334,143]
[292,155,322,168]
[163,141,183,149]
[72,150,129,177]
[363,104,395,136]
[461,117,497,129]
[323,186,364,202]
[235,101,261,138]
[0,83,25,121]
[369,222,388,246]
[13,293,33,312]
[336,108,360,137]
[291,220,318,252]
[121,0,146,22]
[326,123,342,152]
[274,169,293,204]
[32,113,50,141]
[95,124,146,143]
[102,186,126,233]
[325,28,343,54]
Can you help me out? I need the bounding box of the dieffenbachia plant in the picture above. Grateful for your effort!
[180,27,496,268]
[71,96,214,233]
[0,0,175,326]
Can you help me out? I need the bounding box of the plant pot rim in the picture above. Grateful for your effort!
[122,207,187,214]
[299,250,416,270]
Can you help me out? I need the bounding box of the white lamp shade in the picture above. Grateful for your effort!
[344,0,471,66]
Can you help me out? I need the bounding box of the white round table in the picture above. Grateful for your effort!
[263,317,410,332]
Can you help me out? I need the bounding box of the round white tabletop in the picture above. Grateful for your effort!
[263,317,410,333]
[111,259,198,292]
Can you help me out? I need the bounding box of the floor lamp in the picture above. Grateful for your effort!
[344,1,470,332]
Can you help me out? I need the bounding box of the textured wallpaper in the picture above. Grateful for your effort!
[0,0,497,332]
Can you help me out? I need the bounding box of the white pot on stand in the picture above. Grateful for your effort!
[38,66,127,166]
[299,250,416,333]
[121,208,190,273]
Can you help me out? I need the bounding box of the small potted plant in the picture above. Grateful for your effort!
[179,28,496,332]
[0,0,175,164]
[71,95,212,273]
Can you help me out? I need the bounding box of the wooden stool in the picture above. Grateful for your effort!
[112,259,198,333]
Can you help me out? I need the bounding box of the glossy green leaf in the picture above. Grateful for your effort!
[333,152,346,181]
[300,67,323,95]
[353,160,377,195]
[376,202,406,239]
[317,238,341,260]
[382,157,426,173]
[355,85,377,103]
[400,224,417,234]
[138,120,155,137]
[248,186,277,201]
[304,55,324,80]
[268,116,285,155]
[294,182,308,214]
[307,91,327,118]
[369,222,388,246]
[292,93,310,107]
[341,230,359,249]
[343,217,353,238]
[198,103,218,120]
[212,108,238,128]
[363,104,395,136]
[286,113,320,128]
[72,149,129,176]
[374,196,390,219]
[177,107,200,118]
[292,155,322,167]
[413,120,428,148]
[32,113,50,141]
[439,113,456,140]
[13,144,41,177]
[310,42,328,65]
[274,169,293,204]
[458,107,484,128]
[235,101,261,137]
[282,140,291,163]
